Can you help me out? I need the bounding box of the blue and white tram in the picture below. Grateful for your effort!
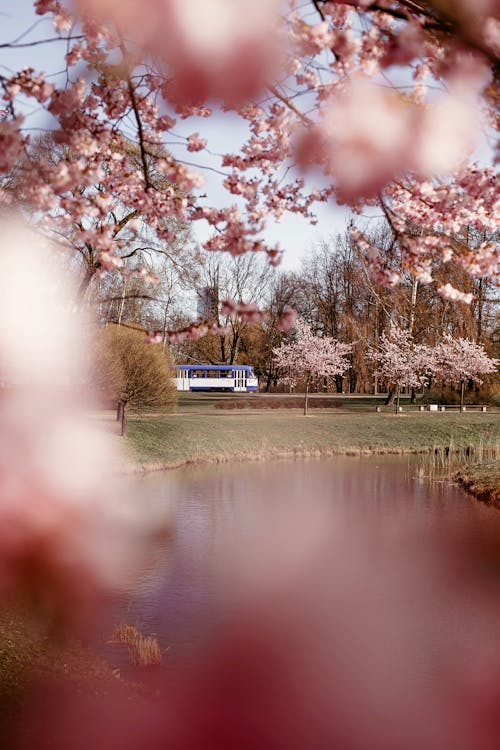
[175,364,258,392]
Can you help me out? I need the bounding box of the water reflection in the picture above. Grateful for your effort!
[109,456,500,670]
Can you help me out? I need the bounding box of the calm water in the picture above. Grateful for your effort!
[107,456,500,672]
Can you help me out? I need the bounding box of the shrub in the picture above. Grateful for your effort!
[93,324,177,433]
[420,388,497,406]
[215,397,344,410]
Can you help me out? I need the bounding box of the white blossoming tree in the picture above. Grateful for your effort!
[370,324,433,412]
[273,318,351,415]
[431,334,498,409]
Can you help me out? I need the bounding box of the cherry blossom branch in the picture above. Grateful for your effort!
[0,35,85,49]
[310,0,340,61]
[328,0,499,73]
[120,52,153,191]
[267,84,312,126]
[112,209,140,238]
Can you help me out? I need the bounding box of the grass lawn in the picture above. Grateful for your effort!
[125,408,500,469]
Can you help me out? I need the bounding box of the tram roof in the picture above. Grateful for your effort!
[176,364,253,371]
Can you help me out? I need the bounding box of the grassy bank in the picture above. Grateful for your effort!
[0,608,140,730]
[125,410,500,470]
[456,461,500,507]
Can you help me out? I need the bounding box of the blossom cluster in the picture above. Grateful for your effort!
[273,318,352,388]
[146,320,230,345]
[0,0,497,299]
[0,221,151,621]
[147,300,297,345]
[371,323,498,391]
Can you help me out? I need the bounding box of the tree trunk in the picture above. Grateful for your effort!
[395,384,401,414]
[265,371,273,392]
[385,387,395,406]
[117,279,127,325]
[304,381,309,416]
[162,303,169,352]
[460,380,465,410]
[120,402,128,436]
[77,263,96,302]
[408,278,418,334]
[220,335,226,364]
[116,401,123,421]
[229,331,240,365]
[410,387,417,405]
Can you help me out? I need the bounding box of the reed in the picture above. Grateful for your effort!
[417,440,500,481]
[110,624,163,667]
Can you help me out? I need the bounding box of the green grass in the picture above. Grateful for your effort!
[456,461,500,506]
[126,410,500,469]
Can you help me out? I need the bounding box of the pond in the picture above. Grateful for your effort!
[108,455,500,673]
[91,455,500,748]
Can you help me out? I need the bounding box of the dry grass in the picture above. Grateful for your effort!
[411,441,500,507]
[110,624,163,667]
[417,441,500,480]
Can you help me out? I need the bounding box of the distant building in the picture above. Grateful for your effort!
[197,285,218,320]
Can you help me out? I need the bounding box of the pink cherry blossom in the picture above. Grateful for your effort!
[0,220,152,617]
[432,333,498,388]
[145,330,164,344]
[80,0,282,105]
[370,323,433,397]
[273,318,352,414]
[296,76,480,202]
[220,299,266,324]
[186,132,208,152]
[1,0,498,304]
[0,117,25,172]
[438,284,474,305]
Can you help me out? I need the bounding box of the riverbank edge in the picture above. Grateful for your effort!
[0,608,154,732]
[121,444,487,476]
[122,446,427,475]
[456,462,500,507]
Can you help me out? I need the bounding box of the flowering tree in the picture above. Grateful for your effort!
[370,324,432,412]
[0,0,498,331]
[1,6,500,744]
[273,318,351,414]
[431,334,498,408]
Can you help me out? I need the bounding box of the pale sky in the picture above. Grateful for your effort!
[1,0,351,272]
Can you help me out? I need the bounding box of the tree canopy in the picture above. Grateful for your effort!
[0,0,497,333]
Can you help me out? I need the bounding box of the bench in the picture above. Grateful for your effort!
[420,404,487,412]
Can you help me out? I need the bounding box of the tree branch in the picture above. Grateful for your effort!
[119,45,154,191]
[267,84,312,125]
[112,209,141,238]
